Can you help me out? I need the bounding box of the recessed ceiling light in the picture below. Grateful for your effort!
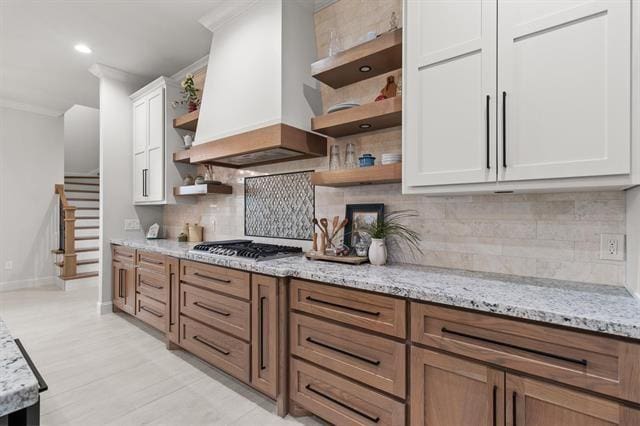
[359,123,372,129]
[359,65,372,72]
[74,44,92,54]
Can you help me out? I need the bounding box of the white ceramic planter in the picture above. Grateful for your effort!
[368,238,387,265]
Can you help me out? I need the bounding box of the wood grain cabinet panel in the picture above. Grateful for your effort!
[112,245,135,263]
[180,260,250,300]
[290,312,406,398]
[166,257,179,344]
[112,246,136,315]
[136,250,166,275]
[180,315,250,382]
[180,282,250,341]
[411,346,504,426]
[411,302,640,404]
[506,374,640,426]
[251,274,278,399]
[291,359,405,426]
[136,293,166,331]
[290,279,406,338]
[136,269,167,304]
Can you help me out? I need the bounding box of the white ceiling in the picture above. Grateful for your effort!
[0,1,217,115]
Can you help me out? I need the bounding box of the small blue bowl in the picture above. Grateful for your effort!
[359,154,376,167]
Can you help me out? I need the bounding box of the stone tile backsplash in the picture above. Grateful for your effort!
[163,0,627,286]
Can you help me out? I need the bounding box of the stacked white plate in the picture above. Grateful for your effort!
[327,101,360,113]
[381,153,402,165]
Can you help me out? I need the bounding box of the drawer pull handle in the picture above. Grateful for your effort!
[141,257,163,265]
[305,296,380,317]
[140,305,163,318]
[194,335,230,355]
[441,327,588,366]
[305,384,379,423]
[117,252,133,258]
[193,272,232,284]
[306,337,380,366]
[194,301,230,317]
[140,280,163,290]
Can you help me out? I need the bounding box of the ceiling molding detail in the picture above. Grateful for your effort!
[198,0,259,33]
[88,63,146,84]
[314,0,338,12]
[171,55,210,81]
[0,98,63,117]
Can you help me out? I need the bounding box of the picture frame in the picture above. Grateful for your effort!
[343,203,384,247]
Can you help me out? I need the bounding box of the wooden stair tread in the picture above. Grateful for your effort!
[76,207,99,210]
[76,216,99,220]
[75,247,99,253]
[56,258,99,267]
[65,189,99,194]
[68,198,99,201]
[75,236,99,241]
[65,175,99,179]
[64,182,99,186]
[59,271,99,281]
[76,226,99,230]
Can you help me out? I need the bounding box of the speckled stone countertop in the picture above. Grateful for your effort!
[0,318,39,417]
[111,238,640,340]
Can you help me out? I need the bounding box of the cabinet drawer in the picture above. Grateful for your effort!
[411,302,640,404]
[291,312,406,398]
[180,260,250,300]
[112,245,135,264]
[180,315,250,382]
[136,269,167,303]
[291,359,405,426]
[290,279,406,338]
[136,250,165,274]
[136,293,166,332]
[180,282,250,341]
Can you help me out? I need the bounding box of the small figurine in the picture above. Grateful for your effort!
[389,11,398,31]
[375,76,398,101]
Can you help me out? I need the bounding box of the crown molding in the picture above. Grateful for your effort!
[0,98,63,117]
[198,0,259,33]
[171,55,210,81]
[88,63,146,85]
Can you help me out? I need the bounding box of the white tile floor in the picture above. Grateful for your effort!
[0,284,323,425]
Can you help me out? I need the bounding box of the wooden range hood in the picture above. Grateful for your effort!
[188,123,327,168]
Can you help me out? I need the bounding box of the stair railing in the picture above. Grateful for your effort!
[55,184,77,278]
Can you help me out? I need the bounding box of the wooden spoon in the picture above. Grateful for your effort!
[330,218,349,242]
[319,218,330,245]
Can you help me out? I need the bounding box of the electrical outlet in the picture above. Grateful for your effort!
[600,233,625,261]
[124,219,141,231]
[4,261,12,270]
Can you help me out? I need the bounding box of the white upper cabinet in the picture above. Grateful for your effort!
[130,77,186,205]
[405,0,496,187]
[498,0,631,182]
[403,0,634,194]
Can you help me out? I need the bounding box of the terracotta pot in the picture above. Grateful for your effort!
[368,238,387,265]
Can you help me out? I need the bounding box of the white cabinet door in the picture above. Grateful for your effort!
[133,151,147,203]
[404,0,497,187]
[498,0,630,181]
[132,99,148,203]
[146,87,165,202]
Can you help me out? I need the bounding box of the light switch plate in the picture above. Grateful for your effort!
[600,233,625,261]
[124,219,141,231]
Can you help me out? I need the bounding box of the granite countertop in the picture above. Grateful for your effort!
[0,319,39,417]
[112,238,640,340]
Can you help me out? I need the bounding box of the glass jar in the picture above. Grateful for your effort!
[329,144,341,170]
[345,143,357,169]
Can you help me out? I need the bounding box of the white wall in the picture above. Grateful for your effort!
[64,105,99,174]
[626,181,640,298]
[0,107,63,290]
[93,66,163,313]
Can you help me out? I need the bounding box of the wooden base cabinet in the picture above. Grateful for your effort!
[112,247,135,315]
[166,257,179,343]
[410,346,504,426]
[251,274,279,399]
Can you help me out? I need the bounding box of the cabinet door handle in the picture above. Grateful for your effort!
[305,384,379,423]
[119,269,124,298]
[194,335,230,355]
[441,327,588,366]
[142,169,146,197]
[140,280,163,290]
[169,272,176,326]
[193,272,231,284]
[140,305,163,318]
[492,385,497,426]
[502,91,507,168]
[194,301,230,317]
[512,391,517,426]
[305,296,380,317]
[259,296,266,370]
[306,336,380,366]
[486,94,491,169]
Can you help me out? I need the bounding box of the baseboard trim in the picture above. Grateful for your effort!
[97,301,113,315]
[0,276,55,292]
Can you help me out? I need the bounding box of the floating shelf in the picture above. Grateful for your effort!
[311,163,401,187]
[311,28,402,89]
[173,149,192,164]
[173,183,232,196]
[173,110,199,131]
[312,96,402,138]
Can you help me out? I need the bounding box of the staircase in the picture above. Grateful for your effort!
[53,175,100,289]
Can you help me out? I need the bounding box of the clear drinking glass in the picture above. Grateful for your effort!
[345,143,357,169]
[329,144,341,170]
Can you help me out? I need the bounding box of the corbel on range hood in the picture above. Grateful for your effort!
[190,0,326,168]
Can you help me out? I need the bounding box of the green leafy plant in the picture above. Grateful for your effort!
[362,210,422,255]
[171,74,200,108]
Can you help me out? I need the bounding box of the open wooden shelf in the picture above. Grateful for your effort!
[311,28,402,89]
[311,163,401,187]
[312,96,401,138]
[173,149,192,163]
[173,110,199,131]
[173,183,232,196]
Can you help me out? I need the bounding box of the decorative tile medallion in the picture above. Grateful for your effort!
[244,171,314,240]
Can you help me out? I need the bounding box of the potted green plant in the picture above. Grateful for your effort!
[361,210,422,265]
[172,74,200,112]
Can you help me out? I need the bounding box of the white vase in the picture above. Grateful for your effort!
[368,238,387,266]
